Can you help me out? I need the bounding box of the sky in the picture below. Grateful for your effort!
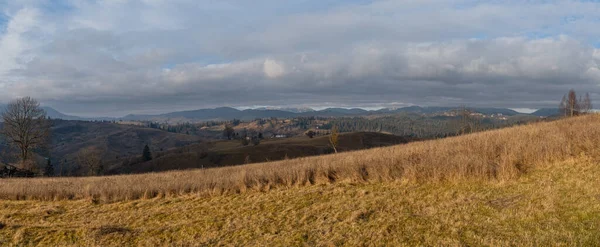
[1,0,600,117]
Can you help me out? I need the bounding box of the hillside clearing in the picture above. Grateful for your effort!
[1,156,600,246]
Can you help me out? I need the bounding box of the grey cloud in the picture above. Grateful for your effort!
[12,35,599,116]
[2,1,600,116]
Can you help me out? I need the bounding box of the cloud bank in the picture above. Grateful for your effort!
[1,0,600,116]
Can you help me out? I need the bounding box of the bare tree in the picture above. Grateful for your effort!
[559,94,568,116]
[0,97,50,166]
[581,93,593,114]
[559,89,592,116]
[329,126,339,153]
[567,89,580,116]
[560,89,581,117]
[77,147,104,176]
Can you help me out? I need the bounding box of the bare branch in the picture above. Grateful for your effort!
[0,97,51,167]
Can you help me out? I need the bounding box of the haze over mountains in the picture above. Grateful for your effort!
[0,103,560,122]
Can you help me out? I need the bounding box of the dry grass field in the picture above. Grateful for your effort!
[1,157,600,246]
[2,115,600,245]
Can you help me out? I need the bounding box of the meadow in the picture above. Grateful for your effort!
[1,157,600,246]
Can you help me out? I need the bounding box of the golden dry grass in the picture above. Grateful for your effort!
[2,114,600,202]
[1,156,600,246]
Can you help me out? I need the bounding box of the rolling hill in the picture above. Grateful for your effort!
[0,115,599,245]
[51,120,203,175]
[0,120,204,175]
[109,132,415,174]
[532,108,560,117]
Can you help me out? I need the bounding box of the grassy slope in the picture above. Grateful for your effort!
[2,156,600,246]
[46,120,202,173]
[116,132,412,174]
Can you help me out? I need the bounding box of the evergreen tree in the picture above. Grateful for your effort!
[44,158,54,177]
[143,145,152,161]
[241,137,250,146]
[223,125,235,140]
[251,136,261,146]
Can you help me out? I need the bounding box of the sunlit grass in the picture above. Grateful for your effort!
[1,157,600,246]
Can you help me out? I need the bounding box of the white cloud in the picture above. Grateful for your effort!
[0,8,40,79]
[263,59,285,78]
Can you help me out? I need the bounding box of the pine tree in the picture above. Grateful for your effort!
[44,158,54,177]
[251,136,261,146]
[223,125,235,140]
[241,137,250,146]
[143,145,152,161]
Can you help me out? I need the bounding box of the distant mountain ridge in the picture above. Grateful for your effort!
[0,103,560,122]
[373,106,521,116]
[253,107,315,113]
[41,107,86,120]
[531,108,560,117]
[119,106,543,122]
[123,107,299,122]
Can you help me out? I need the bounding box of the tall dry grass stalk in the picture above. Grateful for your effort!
[2,115,600,202]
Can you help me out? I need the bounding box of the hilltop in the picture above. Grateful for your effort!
[1,115,599,245]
